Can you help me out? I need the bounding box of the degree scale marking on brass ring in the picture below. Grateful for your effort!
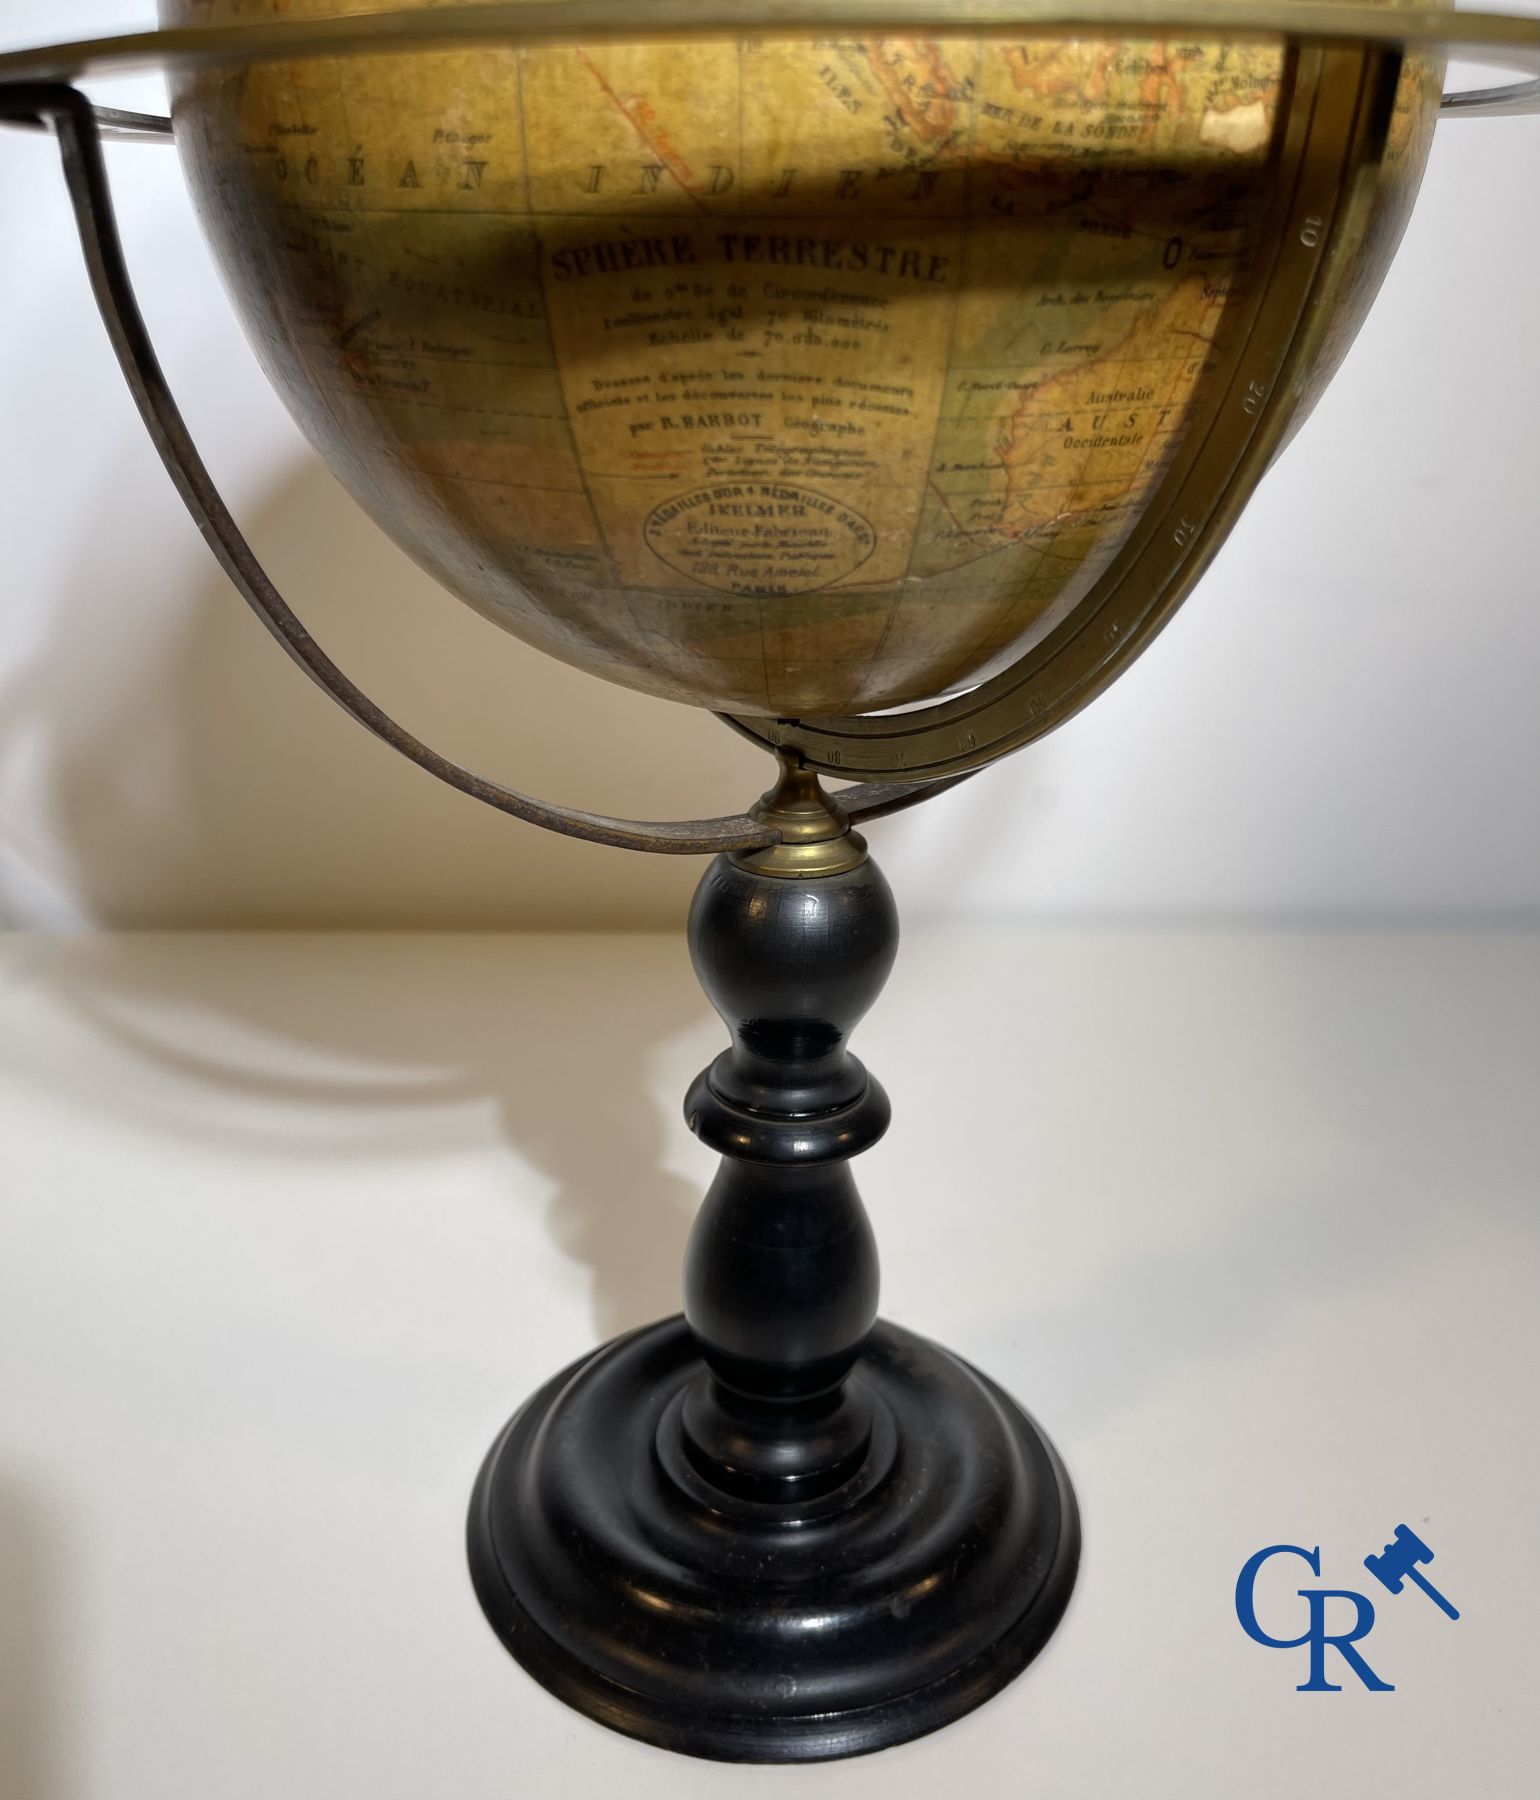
[1,6,1535,822]
[736,36,1410,778]
[733,38,1409,778]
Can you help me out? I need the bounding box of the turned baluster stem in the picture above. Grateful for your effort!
[679,760,898,1502]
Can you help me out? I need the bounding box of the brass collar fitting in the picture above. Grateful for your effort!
[730,750,868,878]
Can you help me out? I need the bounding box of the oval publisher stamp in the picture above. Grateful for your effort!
[644,481,875,597]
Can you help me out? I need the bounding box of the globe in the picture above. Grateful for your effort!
[159,0,1439,726]
[6,0,1534,1763]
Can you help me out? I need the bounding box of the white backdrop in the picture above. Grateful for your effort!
[2,1,1537,930]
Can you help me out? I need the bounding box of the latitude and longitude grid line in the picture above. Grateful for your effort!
[540,43,933,677]
[509,44,651,651]
[276,56,578,581]
[935,52,1284,593]
[271,51,665,661]
[844,37,987,693]
[281,40,446,542]
[733,42,774,710]
[964,182,1201,644]
[937,72,1274,665]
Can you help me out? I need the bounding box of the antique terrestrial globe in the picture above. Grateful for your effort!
[3,0,1537,1765]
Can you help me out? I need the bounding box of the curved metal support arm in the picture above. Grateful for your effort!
[1442,74,1540,119]
[3,101,172,142]
[2,82,962,853]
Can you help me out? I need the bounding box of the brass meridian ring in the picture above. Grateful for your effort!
[3,4,1536,834]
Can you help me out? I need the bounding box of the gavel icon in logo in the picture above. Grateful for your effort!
[1364,1525,1460,1621]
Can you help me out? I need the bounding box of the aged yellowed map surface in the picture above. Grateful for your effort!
[166,3,1430,716]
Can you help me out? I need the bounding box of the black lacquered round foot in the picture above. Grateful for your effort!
[467,1317,1079,1763]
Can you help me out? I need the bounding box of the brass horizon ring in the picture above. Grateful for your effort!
[0,4,1537,118]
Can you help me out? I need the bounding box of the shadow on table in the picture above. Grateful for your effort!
[0,450,773,1340]
[24,929,1537,1451]
[10,932,714,1344]
[0,1477,62,1800]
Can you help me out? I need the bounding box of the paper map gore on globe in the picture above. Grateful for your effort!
[162,0,1438,719]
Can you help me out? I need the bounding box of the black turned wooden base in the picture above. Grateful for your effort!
[467,804,1079,1761]
[467,1316,1079,1763]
